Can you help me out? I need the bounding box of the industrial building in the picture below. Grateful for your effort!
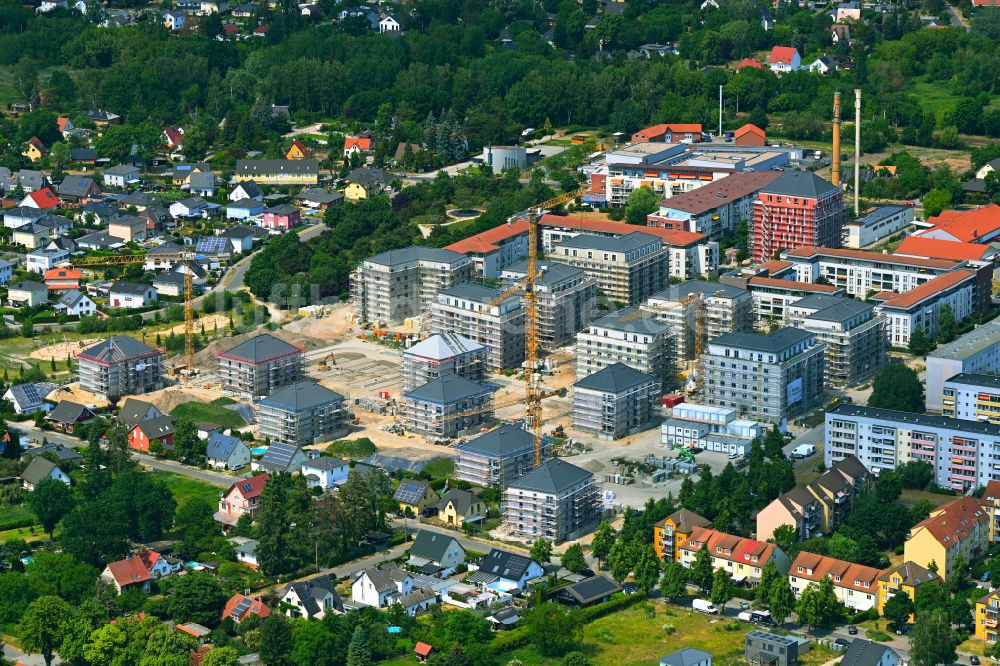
[401,333,488,393]
[926,322,1000,412]
[942,373,1000,424]
[77,335,164,401]
[454,425,545,489]
[785,294,886,388]
[216,333,303,399]
[576,307,674,388]
[256,380,349,446]
[502,458,601,543]
[700,329,826,423]
[400,374,494,441]
[751,171,844,263]
[549,232,668,305]
[499,260,597,350]
[351,246,474,326]
[642,280,753,362]
[572,363,659,440]
[429,283,525,371]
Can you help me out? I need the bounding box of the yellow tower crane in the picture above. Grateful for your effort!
[72,252,201,375]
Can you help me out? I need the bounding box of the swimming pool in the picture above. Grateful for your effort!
[251,447,268,455]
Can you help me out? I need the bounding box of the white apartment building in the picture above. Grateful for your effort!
[942,374,1000,424]
[842,205,915,249]
[873,269,976,348]
[927,322,1000,412]
[502,458,601,543]
[642,280,753,362]
[744,275,844,326]
[576,307,673,388]
[499,260,597,350]
[429,283,525,371]
[550,232,668,305]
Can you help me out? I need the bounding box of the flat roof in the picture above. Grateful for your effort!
[928,321,1000,361]
[828,403,1000,436]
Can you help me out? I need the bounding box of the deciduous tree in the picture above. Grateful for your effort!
[18,596,71,666]
[28,477,75,538]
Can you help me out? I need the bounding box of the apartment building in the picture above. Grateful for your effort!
[942,373,1000,424]
[351,247,474,326]
[235,159,319,185]
[429,283,525,371]
[550,232,668,305]
[788,552,882,611]
[575,307,673,388]
[877,562,937,619]
[572,363,659,440]
[454,425,545,489]
[443,219,529,278]
[700,329,826,423]
[751,172,844,263]
[653,508,713,562]
[677,526,791,580]
[256,380,349,446]
[216,333,303,399]
[927,322,1000,412]
[976,591,1000,643]
[499,260,597,350]
[647,170,782,241]
[77,335,164,401]
[873,269,977,348]
[756,454,869,542]
[980,480,1000,544]
[400,375,494,441]
[502,458,601,543]
[786,294,886,388]
[904,497,988,580]
[842,204,915,249]
[642,280,752,362]
[661,402,765,457]
[746,276,844,326]
[401,333,487,393]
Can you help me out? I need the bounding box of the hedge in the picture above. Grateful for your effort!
[0,516,37,531]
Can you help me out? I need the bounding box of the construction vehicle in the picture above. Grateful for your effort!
[72,251,203,375]
[673,443,696,464]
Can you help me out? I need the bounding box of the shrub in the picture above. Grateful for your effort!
[663,624,677,635]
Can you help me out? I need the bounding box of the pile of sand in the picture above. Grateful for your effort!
[29,339,101,361]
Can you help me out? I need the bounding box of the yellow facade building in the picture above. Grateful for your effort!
[654,508,712,563]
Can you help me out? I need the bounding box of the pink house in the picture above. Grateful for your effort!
[262,204,301,232]
[215,474,270,528]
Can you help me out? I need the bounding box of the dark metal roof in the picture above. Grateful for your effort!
[574,362,656,393]
[508,458,593,495]
[557,231,661,252]
[711,328,814,354]
[590,306,669,336]
[560,574,622,605]
[258,380,343,412]
[365,246,467,267]
[409,529,463,563]
[828,403,1000,436]
[650,279,747,301]
[455,425,535,458]
[761,171,839,199]
[219,334,301,364]
[943,372,1000,389]
[403,375,492,405]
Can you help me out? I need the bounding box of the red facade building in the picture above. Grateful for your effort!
[752,172,843,263]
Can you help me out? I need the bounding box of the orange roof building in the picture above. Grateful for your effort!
[678,526,791,581]
[789,552,883,611]
[630,123,704,144]
[873,269,977,347]
[734,123,766,146]
[905,496,988,579]
[344,135,373,155]
[896,235,999,263]
[44,267,82,291]
[923,204,1000,243]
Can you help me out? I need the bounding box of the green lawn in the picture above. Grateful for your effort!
[170,400,246,429]
[911,80,1000,114]
[152,472,222,508]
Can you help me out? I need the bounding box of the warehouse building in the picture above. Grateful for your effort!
[216,334,303,399]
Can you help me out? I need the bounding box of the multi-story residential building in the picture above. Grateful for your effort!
[927,322,1000,412]
[788,552,882,611]
[235,159,319,185]
[647,170,783,241]
[575,307,674,388]
[877,562,937,620]
[825,404,1000,491]
[756,454,869,541]
[976,591,1000,643]
[661,402,765,457]
[77,335,164,401]
[429,283,525,371]
[216,334,303,399]
[904,497,988,580]
[400,375,494,441]
[677,526,791,580]
[502,458,601,543]
[401,333,487,393]
[700,329,826,423]
[980,480,1000,544]
[642,280,753,362]
[746,275,844,326]
[752,172,844,263]
[653,508,712,562]
[550,232,668,305]
[786,294,886,388]
[842,204,915,249]
[443,219,529,278]
[572,363,659,440]
[499,260,597,350]
[256,380,349,446]
[351,247,474,326]
[942,374,1000,423]
[873,269,977,348]
[454,425,546,489]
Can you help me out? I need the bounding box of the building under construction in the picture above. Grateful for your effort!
[77,335,164,402]
[430,283,525,371]
[400,374,494,440]
[576,307,674,389]
[642,280,753,362]
[256,380,349,446]
[572,363,659,440]
[499,260,597,350]
[454,424,546,489]
[401,333,488,393]
[216,333,303,399]
[502,458,601,544]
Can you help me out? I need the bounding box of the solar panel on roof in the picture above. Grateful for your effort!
[20,384,40,404]
[196,237,228,254]
[231,597,252,619]
[394,481,426,505]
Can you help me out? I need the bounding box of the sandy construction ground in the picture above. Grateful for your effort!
[29,338,101,361]
[282,303,361,342]
[139,384,227,413]
[164,314,231,336]
[47,383,109,409]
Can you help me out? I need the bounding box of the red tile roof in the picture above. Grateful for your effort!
[164,127,183,146]
[736,58,763,70]
[414,642,434,657]
[57,117,71,132]
[444,219,530,255]
[896,236,996,262]
[790,551,883,593]
[289,139,312,156]
[226,474,270,500]
[538,214,707,246]
[924,204,1000,242]
[345,136,373,151]
[105,555,153,586]
[222,593,272,622]
[680,526,780,568]
[873,269,974,310]
[768,46,799,64]
[44,267,82,281]
[748,276,841,293]
[734,123,765,139]
[784,246,958,269]
[911,496,988,550]
[25,188,59,209]
[757,259,792,275]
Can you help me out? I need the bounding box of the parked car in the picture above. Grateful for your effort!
[693,599,719,614]
[739,601,751,610]
[848,626,858,635]
[728,452,740,460]
[981,572,991,582]
[971,657,981,665]
[834,638,852,649]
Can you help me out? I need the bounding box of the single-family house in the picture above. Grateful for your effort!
[436,488,486,526]
[4,206,45,229]
[56,175,101,202]
[556,574,623,607]
[103,164,141,188]
[57,117,75,137]
[100,550,176,594]
[300,456,350,489]
[54,289,97,317]
[659,648,713,666]
[189,172,216,197]
[117,398,163,429]
[261,204,301,232]
[344,135,373,157]
[163,126,184,149]
[221,225,265,253]
[251,442,308,474]
[7,280,49,307]
[215,474,270,528]
[379,13,401,32]
[20,188,60,210]
[295,188,343,210]
[395,479,441,516]
[21,457,71,491]
[44,267,81,291]
[108,216,148,243]
[227,198,265,220]
[398,587,438,616]
[767,46,801,73]
[76,230,125,251]
[234,539,259,569]
[222,593,271,624]
[466,549,544,592]
[230,181,263,201]
[47,401,94,434]
[839,640,900,666]
[23,136,47,162]
[80,201,121,225]
[407,530,466,573]
[285,139,312,160]
[206,432,251,470]
[352,563,413,608]
[344,167,393,201]
[169,197,209,218]
[128,415,175,453]
[14,225,54,251]
[70,148,97,165]
[280,575,343,618]
[2,382,56,415]
[109,281,157,308]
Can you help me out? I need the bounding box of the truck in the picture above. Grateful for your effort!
[751,610,775,626]
[693,599,719,614]
[791,444,816,459]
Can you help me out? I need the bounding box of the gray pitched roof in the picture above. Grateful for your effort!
[454,425,534,457]
[478,548,538,582]
[233,181,262,198]
[236,159,319,176]
[302,456,347,471]
[76,230,124,248]
[403,333,485,361]
[206,432,247,461]
[762,171,839,199]
[189,172,215,190]
[104,164,140,176]
[501,260,586,287]
[659,647,715,666]
[398,587,436,608]
[57,175,98,198]
[6,382,55,411]
[590,307,669,335]
[360,563,409,594]
[561,574,622,604]
[439,488,479,515]
[282,574,340,615]
[135,415,174,438]
[409,530,463,563]
[219,334,301,363]
[47,400,92,424]
[403,375,492,404]
[117,398,160,429]
[21,457,60,486]
[78,335,160,364]
[557,231,660,252]
[110,281,154,296]
[258,380,343,412]
[711,328,813,353]
[57,290,90,309]
[840,639,897,666]
[508,458,592,495]
[574,362,656,393]
[295,188,343,205]
[365,246,466,267]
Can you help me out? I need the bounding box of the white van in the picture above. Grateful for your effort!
[693,599,719,614]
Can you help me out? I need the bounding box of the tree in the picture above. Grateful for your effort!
[691,544,714,591]
[908,327,932,356]
[868,364,924,413]
[769,525,799,561]
[260,613,293,666]
[794,578,842,629]
[561,544,587,574]
[922,188,952,218]
[768,575,796,625]
[710,568,733,607]
[28,477,75,538]
[345,626,370,666]
[633,545,661,593]
[530,538,552,565]
[756,559,782,608]
[607,539,633,583]
[561,653,591,666]
[911,608,957,666]
[172,418,203,465]
[624,186,660,226]
[524,602,579,657]
[659,561,688,601]
[201,647,240,666]
[938,304,957,343]
[18,596,71,666]
[882,592,915,628]
[590,520,615,567]
[169,572,225,626]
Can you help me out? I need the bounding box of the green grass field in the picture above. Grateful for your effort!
[169,400,246,429]
[152,472,222,508]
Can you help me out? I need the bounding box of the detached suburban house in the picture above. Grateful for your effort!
[407,530,466,574]
[103,164,141,188]
[300,456,350,489]
[261,204,301,232]
[280,575,343,619]
[101,550,179,594]
[206,432,251,470]
[21,457,71,491]
[47,400,95,433]
[215,474,270,528]
[466,549,544,593]
[436,488,486,526]
[128,415,175,453]
[109,282,157,308]
[3,382,56,415]
[351,563,413,608]
[7,281,48,307]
